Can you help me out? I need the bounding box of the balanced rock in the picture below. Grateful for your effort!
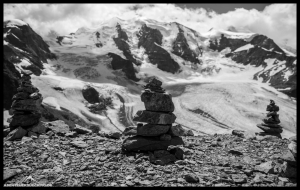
[133,110,176,125]
[122,136,184,152]
[17,86,39,94]
[141,91,174,112]
[257,124,283,134]
[11,99,42,112]
[159,134,172,141]
[12,92,30,100]
[9,112,41,130]
[123,126,137,136]
[137,123,170,136]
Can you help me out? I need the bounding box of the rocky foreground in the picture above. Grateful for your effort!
[3,131,297,187]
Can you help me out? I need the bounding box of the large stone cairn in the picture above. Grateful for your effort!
[256,100,282,137]
[122,78,185,165]
[5,72,43,140]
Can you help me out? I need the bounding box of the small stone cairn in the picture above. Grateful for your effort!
[122,78,185,165]
[5,72,43,140]
[256,100,282,137]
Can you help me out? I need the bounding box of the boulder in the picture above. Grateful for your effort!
[89,125,100,134]
[255,161,275,174]
[65,131,78,138]
[168,124,185,136]
[232,130,245,138]
[280,161,297,178]
[82,85,99,104]
[5,127,27,141]
[141,91,174,112]
[133,110,176,124]
[149,152,176,165]
[70,140,89,148]
[122,136,184,152]
[159,134,172,141]
[256,124,283,134]
[9,112,41,130]
[3,169,22,181]
[185,129,194,136]
[137,124,170,136]
[44,120,70,136]
[288,141,297,158]
[167,145,184,160]
[27,131,38,137]
[105,131,122,139]
[123,126,137,136]
[184,173,199,183]
[27,122,47,134]
[74,124,92,134]
[280,150,296,166]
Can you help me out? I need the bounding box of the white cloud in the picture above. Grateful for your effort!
[4,3,296,48]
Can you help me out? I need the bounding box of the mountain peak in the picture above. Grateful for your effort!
[4,19,28,27]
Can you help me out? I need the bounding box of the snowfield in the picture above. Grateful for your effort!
[4,18,296,139]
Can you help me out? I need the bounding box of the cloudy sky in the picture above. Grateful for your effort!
[4,3,296,48]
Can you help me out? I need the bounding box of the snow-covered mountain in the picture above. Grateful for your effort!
[3,18,297,138]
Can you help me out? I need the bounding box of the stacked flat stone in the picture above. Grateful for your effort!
[6,72,43,140]
[256,100,282,137]
[122,78,184,152]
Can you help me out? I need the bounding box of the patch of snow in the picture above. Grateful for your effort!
[5,19,28,27]
[234,44,254,52]
[43,97,61,110]
[277,87,291,90]
[263,58,276,71]
[283,69,293,81]
[280,47,296,57]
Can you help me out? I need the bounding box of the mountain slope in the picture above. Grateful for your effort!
[3,18,297,139]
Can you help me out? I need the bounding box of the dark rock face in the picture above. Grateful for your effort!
[3,20,56,109]
[172,25,199,64]
[107,53,138,81]
[137,124,170,136]
[209,34,248,52]
[82,85,100,104]
[133,110,176,125]
[137,24,180,73]
[210,33,296,98]
[113,23,140,66]
[141,91,174,112]
[122,136,184,152]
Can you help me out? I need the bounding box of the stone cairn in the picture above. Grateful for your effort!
[256,100,282,137]
[122,78,185,165]
[5,72,43,141]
